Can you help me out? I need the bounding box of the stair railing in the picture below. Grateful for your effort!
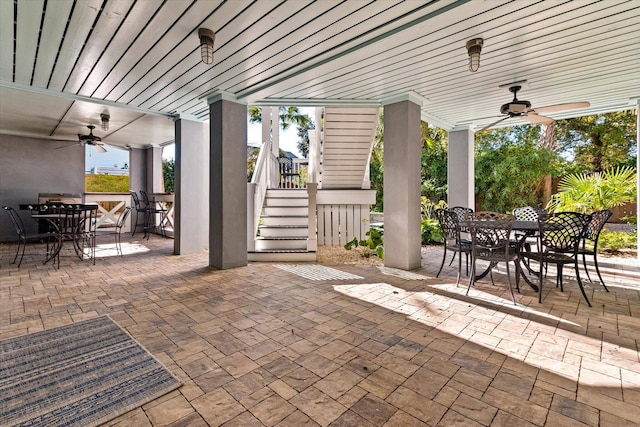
[249,142,276,243]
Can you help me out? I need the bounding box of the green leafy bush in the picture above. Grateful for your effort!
[344,228,384,259]
[547,166,636,213]
[597,230,637,253]
[421,219,443,245]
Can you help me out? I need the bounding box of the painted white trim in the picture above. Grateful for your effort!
[316,189,376,205]
[205,90,243,105]
[381,91,428,107]
[0,80,173,118]
[249,98,381,108]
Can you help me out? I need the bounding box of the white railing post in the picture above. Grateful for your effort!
[250,141,271,238]
[313,107,323,188]
[307,183,318,251]
[247,183,256,251]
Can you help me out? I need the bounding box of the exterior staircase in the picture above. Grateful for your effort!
[248,189,316,262]
[320,107,379,189]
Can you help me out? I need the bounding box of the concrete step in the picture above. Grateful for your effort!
[248,250,317,262]
[266,189,308,198]
[259,226,308,238]
[265,197,308,207]
[263,206,308,216]
[255,237,308,251]
[261,216,308,227]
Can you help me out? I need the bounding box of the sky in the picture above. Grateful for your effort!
[162,107,315,161]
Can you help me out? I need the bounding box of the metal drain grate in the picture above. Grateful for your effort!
[274,264,364,281]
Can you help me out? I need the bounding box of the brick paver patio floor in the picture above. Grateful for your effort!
[1,235,639,426]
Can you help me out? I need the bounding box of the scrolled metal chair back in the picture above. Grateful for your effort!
[449,206,473,231]
[539,212,590,252]
[513,206,546,222]
[582,210,612,241]
[434,208,461,241]
[465,211,514,250]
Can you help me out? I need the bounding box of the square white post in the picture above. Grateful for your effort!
[448,127,475,209]
[175,116,209,254]
[383,97,422,270]
[208,92,248,269]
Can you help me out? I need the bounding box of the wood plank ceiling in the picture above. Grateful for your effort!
[0,0,638,149]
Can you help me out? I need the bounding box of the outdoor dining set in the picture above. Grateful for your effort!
[434,206,612,307]
[2,190,173,269]
[3,202,131,269]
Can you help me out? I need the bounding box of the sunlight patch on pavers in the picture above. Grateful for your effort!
[274,264,363,281]
[94,242,150,258]
[377,266,432,280]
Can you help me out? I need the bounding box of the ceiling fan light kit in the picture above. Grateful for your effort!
[78,125,107,153]
[478,84,590,131]
[466,38,483,72]
[198,28,215,65]
[500,85,531,115]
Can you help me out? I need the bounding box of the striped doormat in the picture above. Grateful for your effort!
[0,316,181,427]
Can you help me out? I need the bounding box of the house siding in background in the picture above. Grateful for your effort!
[85,146,130,175]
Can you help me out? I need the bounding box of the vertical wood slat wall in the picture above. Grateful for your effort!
[316,204,371,246]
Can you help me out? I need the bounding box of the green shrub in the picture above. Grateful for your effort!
[344,228,384,259]
[598,230,637,253]
[421,219,443,245]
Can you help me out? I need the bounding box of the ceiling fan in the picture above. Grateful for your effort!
[78,125,107,153]
[479,85,590,131]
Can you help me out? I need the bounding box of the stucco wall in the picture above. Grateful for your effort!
[0,134,85,242]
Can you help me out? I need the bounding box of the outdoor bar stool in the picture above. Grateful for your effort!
[140,190,168,239]
[130,191,147,237]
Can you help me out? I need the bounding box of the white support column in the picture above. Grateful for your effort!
[307,183,318,251]
[309,106,323,185]
[261,107,272,188]
[146,146,164,193]
[174,116,209,255]
[261,107,270,145]
[636,100,639,263]
[271,106,280,157]
[382,95,423,270]
[208,91,248,269]
[447,127,475,209]
[128,147,146,193]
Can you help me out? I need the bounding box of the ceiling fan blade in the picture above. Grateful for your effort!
[523,113,554,125]
[56,142,80,150]
[533,101,590,114]
[478,116,509,132]
[92,144,107,153]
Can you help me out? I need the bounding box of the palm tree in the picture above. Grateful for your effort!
[546,166,636,213]
[248,106,310,131]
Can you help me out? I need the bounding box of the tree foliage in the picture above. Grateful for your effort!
[421,122,448,201]
[370,111,384,211]
[475,125,555,213]
[248,106,314,157]
[296,116,314,158]
[162,159,175,193]
[546,166,637,213]
[554,111,637,172]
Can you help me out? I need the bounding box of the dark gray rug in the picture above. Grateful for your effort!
[0,316,181,427]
